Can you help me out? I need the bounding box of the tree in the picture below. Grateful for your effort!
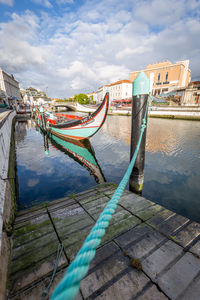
[74,93,89,104]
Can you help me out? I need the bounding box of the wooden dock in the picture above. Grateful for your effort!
[8,183,200,300]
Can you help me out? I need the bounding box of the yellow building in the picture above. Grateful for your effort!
[129,60,191,96]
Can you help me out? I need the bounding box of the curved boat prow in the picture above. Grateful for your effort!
[41,92,109,140]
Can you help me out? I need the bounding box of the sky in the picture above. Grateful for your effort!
[0,0,200,98]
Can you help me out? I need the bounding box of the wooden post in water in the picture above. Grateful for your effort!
[129,72,150,194]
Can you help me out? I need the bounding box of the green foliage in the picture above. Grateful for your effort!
[74,93,89,104]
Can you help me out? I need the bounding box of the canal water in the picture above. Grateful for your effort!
[15,116,200,223]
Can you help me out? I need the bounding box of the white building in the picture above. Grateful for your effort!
[0,68,21,105]
[109,80,132,102]
[87,92,97,103]
[21,87,49,105]
[0,89,8,106]
[97,84,110,104]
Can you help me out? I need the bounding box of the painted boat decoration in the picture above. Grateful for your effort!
[36,92,109,140]
[41,130,106,184]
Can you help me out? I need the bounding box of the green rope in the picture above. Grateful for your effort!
[50,100,149,300]
[41,243,64,299]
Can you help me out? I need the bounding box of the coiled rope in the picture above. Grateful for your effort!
[51,101,149,300]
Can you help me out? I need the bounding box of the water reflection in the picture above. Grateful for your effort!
[98,116,200,222]
[41,131,106,184]
[15,120,30,145]
[16,120,106,209]
[101,116,200,158]
[15,117,200,222]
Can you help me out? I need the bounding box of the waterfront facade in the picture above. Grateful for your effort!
[109,79,132,102]
[0,68,21,105]
[87,91,97,103]
[0,89,7,106]
[181,81,200,106]
[97,84,110,104]
[129,60,191,95]
[21,87,49,104]
[97,80,132,104]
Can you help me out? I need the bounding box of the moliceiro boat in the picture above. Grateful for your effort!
[36,93,109,140]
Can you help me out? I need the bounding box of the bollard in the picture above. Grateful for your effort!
[129,72,150,193]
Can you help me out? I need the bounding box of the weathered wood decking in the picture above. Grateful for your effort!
[8,183,200,300]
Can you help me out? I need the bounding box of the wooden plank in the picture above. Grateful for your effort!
[8,184,200,300]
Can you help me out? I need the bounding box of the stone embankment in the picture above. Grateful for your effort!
[148,106,200,120]
[108,106,200,119]
[0,110,16,300]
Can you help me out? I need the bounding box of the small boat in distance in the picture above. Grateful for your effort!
[36,92,109,140]
[17,103,31,115]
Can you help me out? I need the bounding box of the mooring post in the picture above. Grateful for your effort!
[129,71,150,193]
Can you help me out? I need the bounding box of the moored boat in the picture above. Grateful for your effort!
[17,103,31,115]
[36,92,109,140]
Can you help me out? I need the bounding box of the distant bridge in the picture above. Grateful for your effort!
[51,102,96,113]
[52,102,77,111]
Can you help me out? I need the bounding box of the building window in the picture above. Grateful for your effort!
[165,72,168,82]
[158,73,160,82]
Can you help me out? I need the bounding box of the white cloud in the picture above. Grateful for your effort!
[56,0,74,4]
[0,0,199,97]
[0,0,13,6]
[31,0,52,8]
[27,178,39,187]
[133,0,185,26]
[0,12,46,73]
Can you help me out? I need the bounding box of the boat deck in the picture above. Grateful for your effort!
[8,183,200,299]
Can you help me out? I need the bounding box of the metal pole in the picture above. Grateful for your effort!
[129,72,150,194]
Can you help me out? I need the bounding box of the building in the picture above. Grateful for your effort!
[129,60,191,96]
[21,87,49,105]
[180,81,200,106]
[97,85,110,104]
[87,92,97,104]
[0,90,8,107]
[109,79,132,103]
[0,68,21,106]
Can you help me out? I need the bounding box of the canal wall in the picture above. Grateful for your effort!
[0,110,16,300]
[108,106,200,119]
[149,106,200,120]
